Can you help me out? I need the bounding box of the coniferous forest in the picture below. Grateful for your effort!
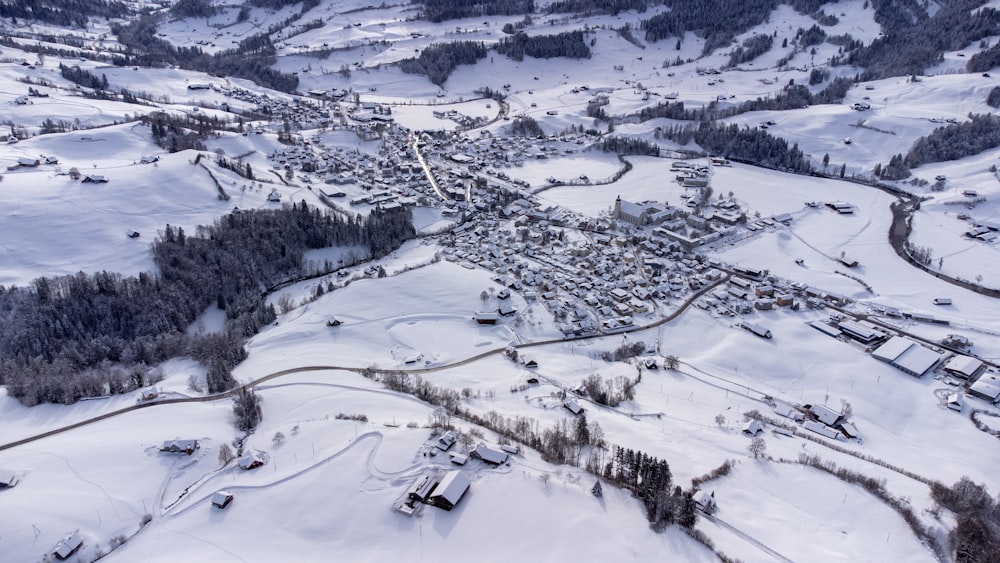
[0,204,415,406]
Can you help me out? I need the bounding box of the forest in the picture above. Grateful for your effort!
[495,30,592,61]
[111,15,300,94]
[0,0,129,28]
[399,41,487,86]
[843,0,1000,80]
[904,114,1000,169]
[0,204,415,406]
[641,0,778,54]
[545,0,655,16]
[419,0,534,22]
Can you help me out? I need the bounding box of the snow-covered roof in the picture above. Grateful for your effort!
[472,442,508,465]
[809,404,841,426]
[803,420,842,440]
[238,449,266,469]
[969,373,1000,402]
[430,470,470,508]
[53,531,83,559]
[943,355,983,378]
[872,336,942,376]
[742,419,764,435]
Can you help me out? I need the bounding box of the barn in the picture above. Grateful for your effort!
[871,336,943,377]
[427,470,470,511]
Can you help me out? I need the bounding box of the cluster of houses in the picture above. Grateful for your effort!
[6,155,58,171]
[396,436,513,516]
[964,219,999,243]
[699,268,804,320]
[446,188,735,336]
[265,128,433,209]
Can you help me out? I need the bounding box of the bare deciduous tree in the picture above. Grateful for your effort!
[747,437,767,460]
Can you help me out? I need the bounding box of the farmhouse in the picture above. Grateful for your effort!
[943,355,984,380]
[82,174,108,183]
[160,439,199,455]
[427,470,471,511]
[871,336,943,377]
[742,419,764,435]
[808,404,843,426]
[436,430,458,451]
[53,531,84,560]
[17,157,40,167]
[238,449,266,470]
[212,491,234,509]
[968,372,1000,403]
[471,442,508,465]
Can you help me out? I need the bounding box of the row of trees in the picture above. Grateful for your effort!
[0,203,415,406]
[657,122,812,173]
[634,77,853,124]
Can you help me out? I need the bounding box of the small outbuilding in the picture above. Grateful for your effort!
[0,468,19,488]
[212,491,234,509]
[82,174,108,183]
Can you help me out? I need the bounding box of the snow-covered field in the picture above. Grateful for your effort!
[3,1,1000,561]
